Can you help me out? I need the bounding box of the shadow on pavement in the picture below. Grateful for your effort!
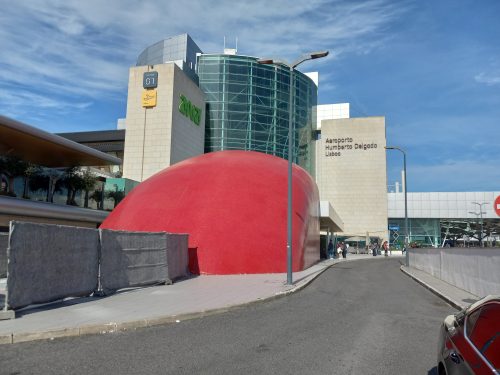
[1,274,200,318]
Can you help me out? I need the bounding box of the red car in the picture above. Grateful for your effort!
[438,295,500,374]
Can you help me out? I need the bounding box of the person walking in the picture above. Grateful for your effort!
[328,239,334,259]
[382,241,389,256]
[371,242,378,256]
[342,242,347,259]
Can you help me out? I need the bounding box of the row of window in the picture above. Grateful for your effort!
[198,55,316,174]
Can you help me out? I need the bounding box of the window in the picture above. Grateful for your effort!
[466,302,500,370]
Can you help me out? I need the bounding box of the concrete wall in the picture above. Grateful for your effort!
[408,248,441,278]
[6,222,99,309]
[0,233,7,278]
[123,63,205,182]
[409,247,500,297]
[316,117,388,241]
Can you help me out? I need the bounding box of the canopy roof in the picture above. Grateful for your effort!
[0,115,121,168]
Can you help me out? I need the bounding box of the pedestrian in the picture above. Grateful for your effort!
[342,242,347,259]
[328,239,334,259]
[337,242,343,258]
[382,240,389,256]
[372,242,378,256]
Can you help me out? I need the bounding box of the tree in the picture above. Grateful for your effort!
[106,189,125,209]
[45,169,64,203]
[0,156,28,197]
[81,169,98,208]
[22,164,41,199]
[28,171,49,200]
[90,189,104,210]
[63,167,86,206]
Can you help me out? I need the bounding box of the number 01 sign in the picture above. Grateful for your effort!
[143,71,158,88]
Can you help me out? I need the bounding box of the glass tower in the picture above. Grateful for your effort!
[136,34,202,83]
[198,54,317,175]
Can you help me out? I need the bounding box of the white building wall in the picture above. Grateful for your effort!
[123,63,205,182]
[316,117,388,240]
[388,191,500,219]
[316,103,350,130]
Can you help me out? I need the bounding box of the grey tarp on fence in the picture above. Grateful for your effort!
[165,233,189,281]
[0,233,8,278]
[7,221,99,310]
[99,229,170,293]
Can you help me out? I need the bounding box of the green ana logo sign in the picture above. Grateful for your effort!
[179,94,201,126]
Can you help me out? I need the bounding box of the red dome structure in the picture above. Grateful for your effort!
[101,151,320,274]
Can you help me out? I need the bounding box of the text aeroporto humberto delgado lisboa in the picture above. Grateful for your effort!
[324,137,379,157]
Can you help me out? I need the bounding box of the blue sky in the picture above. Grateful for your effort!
[0,0,499,192]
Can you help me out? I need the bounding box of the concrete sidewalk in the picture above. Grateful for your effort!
[400,265,479,310]
[0,254,378,344]
[0,254,477,345]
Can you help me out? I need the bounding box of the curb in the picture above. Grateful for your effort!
[400,266,463,311]
[0,256,379,345]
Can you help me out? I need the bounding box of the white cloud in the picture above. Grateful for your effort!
[0,0,410,128]
[475,72,500,86]
[0,90,90,109]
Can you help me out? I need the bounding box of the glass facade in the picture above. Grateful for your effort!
[388,218,441,248]
[137,34,202,83]
[197,54,317,175]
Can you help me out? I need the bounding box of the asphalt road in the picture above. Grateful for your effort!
[0,258,456,375]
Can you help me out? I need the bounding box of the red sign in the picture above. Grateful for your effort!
[495,195,500,217]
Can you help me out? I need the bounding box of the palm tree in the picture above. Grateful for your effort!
[63,167,86,206]
[106,189,125,209]
[90,189,104,210]
[45,169,64,203]
[0,156,28,197]
[81,169,98,208]
[22,164,41,199]
[29,171,49,200]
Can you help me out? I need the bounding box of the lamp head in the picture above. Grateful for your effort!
[309,50,329,59]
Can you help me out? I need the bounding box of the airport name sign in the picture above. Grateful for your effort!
[324,137,378,157]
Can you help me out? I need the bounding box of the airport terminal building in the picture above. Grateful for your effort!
[1,33,499,249]
[116,34,389,244]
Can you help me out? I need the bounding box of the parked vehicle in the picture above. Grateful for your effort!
[438,295,500,374]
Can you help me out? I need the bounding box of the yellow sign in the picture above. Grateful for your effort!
[142,89,157,107]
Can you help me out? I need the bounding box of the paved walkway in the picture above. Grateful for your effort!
[400,265,479,310]
[0,254,478,345]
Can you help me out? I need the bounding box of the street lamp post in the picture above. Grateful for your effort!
[385,146,409,263]
[258,50,329,285]
[468,212,481,247]
[471,202,487,247]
